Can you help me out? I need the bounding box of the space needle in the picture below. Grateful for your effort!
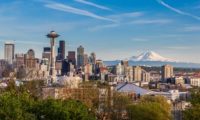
[47,31,59,82]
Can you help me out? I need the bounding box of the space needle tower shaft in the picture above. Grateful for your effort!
[46,31,59,82]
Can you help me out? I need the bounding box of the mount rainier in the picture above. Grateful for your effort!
[104,51,200,68]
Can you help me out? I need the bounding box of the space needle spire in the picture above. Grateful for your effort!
[47,31,59,83]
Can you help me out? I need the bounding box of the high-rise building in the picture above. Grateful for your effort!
[162,64,173,81]
[121,60,129,76]
[115,63,124,75]
[67,51,76,66]
[77,45,84,68]
[89,52,96,74]
[142,70,150,82]
[121,60,129,67]
[61,59,70,76]
[127,66,133,82]
[89,52,96,64]
[84,54,88,65]
[57,40,65,60]
[84,63,92,81]
[44,47,51,52]
[4,42,15,64]
[25,49,38,69]
[55,61,62,75]
[133,66,142,81]
[0,59,8,78]
[14,53,25,68]
[42,47,51,60]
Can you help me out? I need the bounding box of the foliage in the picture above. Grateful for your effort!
[183,88,200,120]
[110,93,132,120]
[127,102,169,120]
[183,104,200,120]
[141,95,171,114]
[190,88,200,105]
[0,83,96,120]
[22,80,44,98]
[0,90,36,120]
[31,99,95,120]
[127,95,172,120]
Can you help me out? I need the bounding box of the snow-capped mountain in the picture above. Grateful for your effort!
[129,51,174,62]
[104,51,200,68]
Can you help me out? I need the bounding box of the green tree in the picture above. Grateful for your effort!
[110,93,132,120]
[0,83,96,120]
[183,88,200,120]
[141,95,171,116]
[127,95,172,120]
[0,91,36,120]
[31,99,95,120]
[183,104,200,120]
[190,88,200,105]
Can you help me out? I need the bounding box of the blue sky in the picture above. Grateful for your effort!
[0,0,200,63]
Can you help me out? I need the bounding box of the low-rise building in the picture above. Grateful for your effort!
[190,77,200,87]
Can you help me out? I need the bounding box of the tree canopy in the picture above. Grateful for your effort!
[0,83,96,120]
[183,88,200,120]
[127,96,172,120]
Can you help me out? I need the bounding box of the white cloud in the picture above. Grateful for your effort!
[157,0,200,20]
[88,24,119,31]
[184,26,200,32]
[45,2,115,22]
[110,12,144,18]
[109,12,144,22]
[130,19,172,24]
[74,0,111,11]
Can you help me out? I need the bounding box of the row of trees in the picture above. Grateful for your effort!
[127,96,171,120]
[0,81,96,120]
[0,80,173,120]
[98,91,172,120]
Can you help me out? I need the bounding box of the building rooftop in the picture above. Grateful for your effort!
[116,82,153,95]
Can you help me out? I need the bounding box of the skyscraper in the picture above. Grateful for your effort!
[77,45,84,68]
[68,51,76,66]
[121,60,129,67]
[4,42,15,64]
[141,70,150,82]
[133,66,142,81]
[84,54,89,65]
[24,49,38,69]
[89,52,96,74]
[42,47,51,61]
[14,53,25,68]
[89,52,96,64]
[116,62,124,75]
[57,40,65,60]
[162,64,173,81]
[61,59,70,76]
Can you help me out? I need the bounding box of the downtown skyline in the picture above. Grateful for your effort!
[0,0,200,63]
